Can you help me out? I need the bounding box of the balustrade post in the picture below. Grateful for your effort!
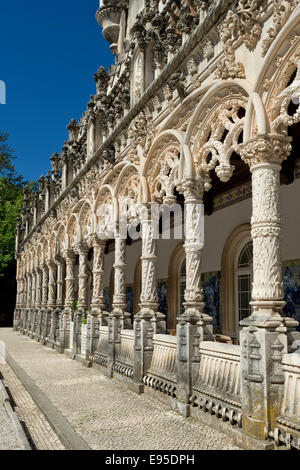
[239,135,299,442]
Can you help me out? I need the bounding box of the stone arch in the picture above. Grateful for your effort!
[115,164,141,225]
[115,164,140,201]
[184,82,251,184]
[66,214,79,249]
[245,8,300,139]
[78,201,95,242]
[56,224,67,255]
[220,223,251,341]
[142,130,184,204]
[94,185,114,238]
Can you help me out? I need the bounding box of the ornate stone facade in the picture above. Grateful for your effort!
[13,1,300,449]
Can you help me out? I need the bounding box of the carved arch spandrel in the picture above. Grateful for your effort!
[66,214,79,250]
[142,130,184,204]
[185,83,250,184]
[94,185,114,238]
[78,201,95,242]
[246,9,300,139]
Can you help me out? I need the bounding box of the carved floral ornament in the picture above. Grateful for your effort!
[269,54,300,135]
[239,134,292,168]
[216,0,266,80]
[147,143,181,205]
[262,0,299,57]
[192,97,247,183]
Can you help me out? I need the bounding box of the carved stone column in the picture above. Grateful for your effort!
[77,243,89,310]
[30,270,37,335]
[239,135,299,441]
[174,178,213,417]
[132,205,165,393]
[34,267,42,339]
[61,250,76,352]
[56,257,65,310]
[107,231,130,376]
[55,257,65,349]
[88,236,107,360]
[40,264,49,342]
[47,259,57,346]
[73,243,89,355]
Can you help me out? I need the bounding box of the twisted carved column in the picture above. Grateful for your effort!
[91,237,106,311]
[77,243,89,310]
[88,236,106,359]
[35,267,42,308]
[56,257,65,309]
[31,270,36,310]
[175,178,212,416]
[112,235,127,312]
[132,205,165,391]
[47,259,57,343]
[239,135,299,440]
[139,207,159,315]
[61,250,76,352]
[47,260,57,308]
[64,250,76,308]
[41,264,49,308]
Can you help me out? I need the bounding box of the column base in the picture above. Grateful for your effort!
[170,398,190,418]
[128,383,144,395]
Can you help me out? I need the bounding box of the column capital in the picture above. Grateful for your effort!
[47,258,56,269]
[89,233,106,249]
[177,177,205,202]
[239,134,292,169]
[62,249,76,261]
[75,242,89,255]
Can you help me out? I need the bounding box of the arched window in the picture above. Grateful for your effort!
[178,257,186,316]
[235,241,253,330]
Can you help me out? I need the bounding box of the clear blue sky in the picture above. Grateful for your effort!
[0,1,114,182]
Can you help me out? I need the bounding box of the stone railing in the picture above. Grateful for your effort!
[194,341,241,404]
[92,326,109,367]
[190,341,242,428]
[143,334,177,397]
[277,353,300,433]
[114,329,134,377]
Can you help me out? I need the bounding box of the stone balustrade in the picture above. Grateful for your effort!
[277,353,300,434]
[143,334,177,397]
[93,326,109,367]
[194,341,241,406]
[115,329,134,367]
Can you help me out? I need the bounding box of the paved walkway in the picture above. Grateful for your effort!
[0,401,20,450]
[0,328,240,451]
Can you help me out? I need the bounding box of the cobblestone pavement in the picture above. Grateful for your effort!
[0,400,20,450]
[0,329,240,451]
[0,362,65,450]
